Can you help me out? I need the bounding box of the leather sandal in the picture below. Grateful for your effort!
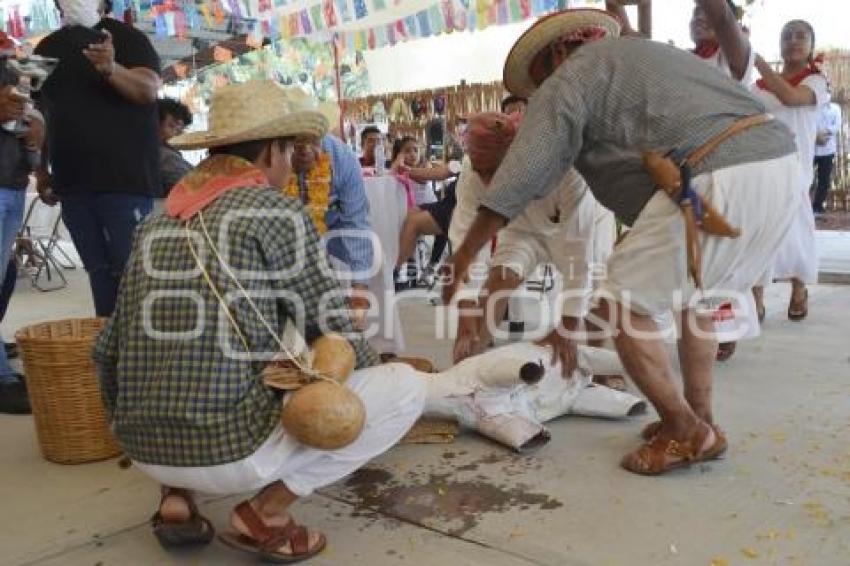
[622,423,724,476]
[151,488,215,548]
[219,501,326,564]
[788,288,808,321]
[640,420,663,441]
[640,421,728,456]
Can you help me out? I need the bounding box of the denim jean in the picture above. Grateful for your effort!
[0,258,15,321]
[61,192,152,317]
[0,188,25,383]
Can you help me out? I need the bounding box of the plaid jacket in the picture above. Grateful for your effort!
[94,186,378,467]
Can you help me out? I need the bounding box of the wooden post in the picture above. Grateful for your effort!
[614,0,652,38]
[332,33,345,142]
[637,0,652,38]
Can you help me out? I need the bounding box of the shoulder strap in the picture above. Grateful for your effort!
[685,114,773,167]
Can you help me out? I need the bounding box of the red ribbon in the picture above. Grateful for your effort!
[392,172,417,209]
[559,25,609,44]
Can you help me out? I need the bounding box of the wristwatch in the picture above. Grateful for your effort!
[447,160,462,175]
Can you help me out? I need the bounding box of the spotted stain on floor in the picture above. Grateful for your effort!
[341,451,562,537]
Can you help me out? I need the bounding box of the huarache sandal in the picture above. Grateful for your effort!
[640,421,728,454]
[151,488,215,548]
[788,288,808,321]
[640,420,663,441]
[623,423,725,476]
[716,341,737,362]
[219,501,326,564]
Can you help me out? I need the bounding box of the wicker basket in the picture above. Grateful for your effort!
[16,318,121,464]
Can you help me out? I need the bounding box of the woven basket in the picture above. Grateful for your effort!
[16,318,121,464]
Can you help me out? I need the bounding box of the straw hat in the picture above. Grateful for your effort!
[503,9,621,97]
[170,80,329,150]
[318,100,341,131]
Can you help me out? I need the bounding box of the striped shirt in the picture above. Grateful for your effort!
[482,37,796,226]
[94,187,378,467]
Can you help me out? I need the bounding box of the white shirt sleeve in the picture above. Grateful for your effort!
[830,103,842,135]
[447,156,491,293]
[802,74,831,107]
[551,173,597,320]
[739,46,756,87]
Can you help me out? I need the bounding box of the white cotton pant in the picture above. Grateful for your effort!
[134,364,426,497]
[598,154,800,316]
[493,186,615,319]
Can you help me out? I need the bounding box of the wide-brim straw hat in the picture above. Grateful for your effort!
[171,80,329,150]
[318,100,341,131]
[503,8,621,97]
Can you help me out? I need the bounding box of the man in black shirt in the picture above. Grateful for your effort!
[35,0,161,316]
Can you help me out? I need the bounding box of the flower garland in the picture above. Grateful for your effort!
[284,152,333,234]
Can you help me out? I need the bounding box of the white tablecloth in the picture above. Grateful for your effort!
[364,175,408,354]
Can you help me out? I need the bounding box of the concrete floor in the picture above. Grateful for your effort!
[817,231,850,279]
[2,264,850,566]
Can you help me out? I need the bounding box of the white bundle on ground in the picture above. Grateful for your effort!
[419,343,646,451]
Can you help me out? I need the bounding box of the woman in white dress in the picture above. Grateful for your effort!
[750,20,829,321]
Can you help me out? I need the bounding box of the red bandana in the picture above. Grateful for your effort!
[559,25,610,44]
[756,54,824,92]
[692,40,720,59]
[165,154,270,221]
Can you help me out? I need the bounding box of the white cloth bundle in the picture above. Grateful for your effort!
[423,343,646,451]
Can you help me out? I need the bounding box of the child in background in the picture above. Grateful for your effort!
[391,137,437,207]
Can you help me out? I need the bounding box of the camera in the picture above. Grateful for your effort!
[2,50,58,167]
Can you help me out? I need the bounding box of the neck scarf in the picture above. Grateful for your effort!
[392,171,418,209]
[165,154,270,220]
[755,54,824,92]
[692,40,720,59]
